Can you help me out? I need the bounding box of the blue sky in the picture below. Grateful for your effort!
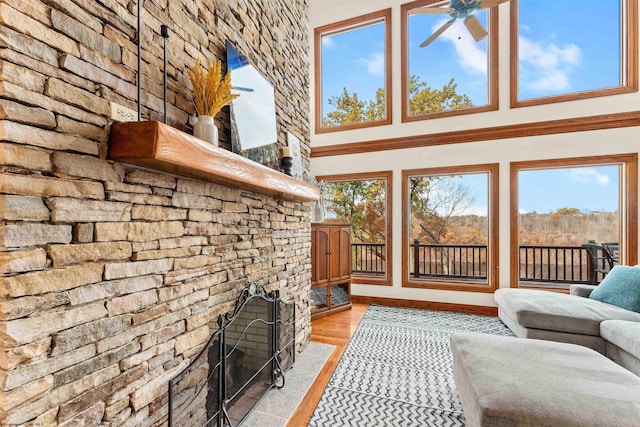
[451,173,489,216]
[320,0,622,112]
[418,173,489,217]
[422,166,620,217]
[519,166,620,213]
[321,22,386,115]
[319,2,624,215]
[407,9,489,106]
[517,0,621,99]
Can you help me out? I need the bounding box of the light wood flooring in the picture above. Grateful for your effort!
[286,303,369,426]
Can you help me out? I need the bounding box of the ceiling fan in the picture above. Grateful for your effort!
[412,0,509,48]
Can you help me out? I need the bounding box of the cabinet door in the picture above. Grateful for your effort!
[311,227,317,286]
[313,227,330,287]
[338,227,352,280]
[329,226,351,282]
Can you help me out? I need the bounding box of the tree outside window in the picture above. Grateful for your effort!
[318,172,393,285]
[511,158,638,288]
[401,0,498,122]
[315,9,392,132]
[403,165,499,292]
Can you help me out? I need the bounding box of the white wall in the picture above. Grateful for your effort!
[309,0,640,307]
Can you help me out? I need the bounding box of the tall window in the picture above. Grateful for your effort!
[511,0,638,107]
[318,171,393,285]
[315,9,392,133]
[510,155,638,289]
[402,165,499,292]
[401,0,499,122]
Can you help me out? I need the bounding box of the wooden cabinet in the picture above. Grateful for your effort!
[310,223,352,318]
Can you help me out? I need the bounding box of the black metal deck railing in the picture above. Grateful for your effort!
[352,243,386,275]
[518,245,591,284]
[353,242,607,285]
[410,241,488,280]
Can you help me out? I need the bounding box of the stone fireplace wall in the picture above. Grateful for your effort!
[0,0,311,425]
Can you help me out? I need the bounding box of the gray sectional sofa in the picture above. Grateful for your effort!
[450,284,640,426]
[451,333,640,427]
[494,285,640,369]
[601,319,640,376]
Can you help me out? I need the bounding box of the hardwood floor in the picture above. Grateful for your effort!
[286,303,369,426]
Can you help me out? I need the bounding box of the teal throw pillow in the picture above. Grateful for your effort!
[589,265,640,312]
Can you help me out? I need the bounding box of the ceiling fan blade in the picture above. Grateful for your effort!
[479,0,509,9]
[464,14,488,42]
[411,7,454,15]
[420,18,456,47]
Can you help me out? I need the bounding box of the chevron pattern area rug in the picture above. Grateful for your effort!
[308,305,514,426]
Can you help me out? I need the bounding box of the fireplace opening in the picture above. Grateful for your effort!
[169,283,296,427]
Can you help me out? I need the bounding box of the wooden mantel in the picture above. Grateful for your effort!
[108,121,319,203]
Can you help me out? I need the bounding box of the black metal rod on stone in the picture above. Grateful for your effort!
[217,322,224,427]
[161,24,170,124]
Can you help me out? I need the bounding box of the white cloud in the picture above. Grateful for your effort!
[322,37,334,48]
[356,52,385,77]
[434,18,487,76]
[569,168,610,186]
[519,208,529,214]
[451,204,488,216]
[519,36,581,92]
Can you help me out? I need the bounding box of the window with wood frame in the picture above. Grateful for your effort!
[511,0,638,107]
[400,0,499,123]
[317,171,393,286]
[402,164,499,292]
[314,9,392,133]
[510,154,638,290]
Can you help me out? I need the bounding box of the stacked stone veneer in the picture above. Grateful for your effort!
[0,0,311,425]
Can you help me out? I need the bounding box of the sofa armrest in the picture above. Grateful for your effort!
[570,284,597,298]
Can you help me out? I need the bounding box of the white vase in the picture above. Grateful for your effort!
[311,200,324,222]
[193,115,218,146]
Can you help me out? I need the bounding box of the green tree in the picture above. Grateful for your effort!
[321,76,479,251]
[409,76,473,115]
[322,76,473,126]
[324,179,386,244]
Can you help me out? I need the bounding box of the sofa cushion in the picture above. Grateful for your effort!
[495,288,640,336]
[498,307,608,353]
[589,265,640,312]
[451,333,640,427]
[569,284,597,297]
[601,320,640,360]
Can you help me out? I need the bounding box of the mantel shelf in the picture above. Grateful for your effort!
[108,121,319,203]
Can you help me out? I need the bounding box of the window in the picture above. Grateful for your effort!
[511,0,638,107]
[314,9,392,133]
[401,0,499,122]
[510,155,638,289]
[402,164,499,292]
[317,171,393,285]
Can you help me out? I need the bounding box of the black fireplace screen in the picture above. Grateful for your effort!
[168,283,296,427]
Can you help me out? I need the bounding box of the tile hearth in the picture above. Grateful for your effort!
[239,342,335,426]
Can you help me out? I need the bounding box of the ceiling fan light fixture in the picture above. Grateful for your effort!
[463,14,488,42]
[417,0,508,48]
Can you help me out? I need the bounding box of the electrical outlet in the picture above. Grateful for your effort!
[110,102,137,122]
